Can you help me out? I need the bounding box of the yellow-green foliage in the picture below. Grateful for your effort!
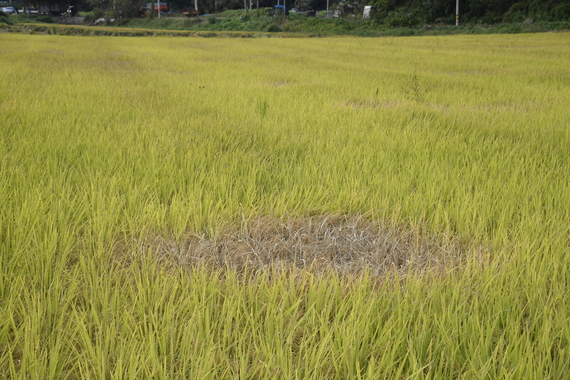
[1,33,569,378]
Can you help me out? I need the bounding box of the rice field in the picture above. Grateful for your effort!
[1,32,569,379]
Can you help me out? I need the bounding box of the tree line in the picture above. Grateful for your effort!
[76,0,570,23]
[366,0,570,26]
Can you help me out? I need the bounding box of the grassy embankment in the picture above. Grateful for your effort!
[115,11,570,36]
[2,9,570,36]
[1,33,569,378]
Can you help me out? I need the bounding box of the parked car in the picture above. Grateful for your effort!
[25,6,50,14]
[1,6,18,14]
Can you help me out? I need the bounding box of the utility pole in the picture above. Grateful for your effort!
[157,0,160,18]
[455,0,459,26]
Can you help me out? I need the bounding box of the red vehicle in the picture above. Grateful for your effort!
[145,3,168,12]
[155,3,168,12]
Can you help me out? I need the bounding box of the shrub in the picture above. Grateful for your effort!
[83,13,94,24]
[83,9,104,24]
[267,24,282,32]
[0,11,13,25]
[503,2,527,23]
[256,8,271,17]
[434,15,454,24]
[552,3,570,20]
[208,15,217,24]
[386,10,422,28]
[183,18,199,28]
[35,15,55,23]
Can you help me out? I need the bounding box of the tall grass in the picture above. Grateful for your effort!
[1,33,569,378]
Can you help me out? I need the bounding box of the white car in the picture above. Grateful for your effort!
[1,6,18,14]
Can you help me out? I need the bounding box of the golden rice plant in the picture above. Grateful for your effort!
[0,32,569,379]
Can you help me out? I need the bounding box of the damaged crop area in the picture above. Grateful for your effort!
[136,214,487,278]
